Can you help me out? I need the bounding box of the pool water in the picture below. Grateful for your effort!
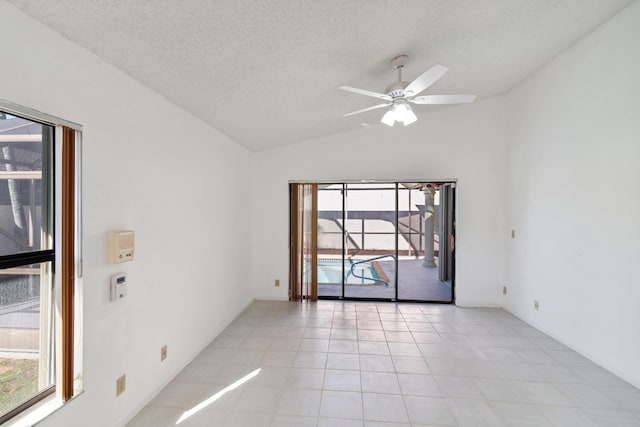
[316,259,379,285]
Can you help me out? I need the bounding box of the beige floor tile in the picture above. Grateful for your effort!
[319,390,363,420]
[397,373,441,397]
[276,388,322,417]
[361,371,401,394]
[324,369,361,392]
[404,395,456,426]
[363,393,409,423]
[128,301,640,427]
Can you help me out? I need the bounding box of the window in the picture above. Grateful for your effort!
[0,104,81,423]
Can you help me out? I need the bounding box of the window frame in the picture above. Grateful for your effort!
[0,99,82,424]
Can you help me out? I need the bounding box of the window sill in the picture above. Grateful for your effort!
[5,391,84,427]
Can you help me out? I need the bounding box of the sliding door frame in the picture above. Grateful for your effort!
[292,180,456,304]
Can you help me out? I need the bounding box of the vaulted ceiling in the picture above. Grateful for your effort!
[7,0,632,151]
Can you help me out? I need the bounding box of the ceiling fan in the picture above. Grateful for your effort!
[340,55,476,126]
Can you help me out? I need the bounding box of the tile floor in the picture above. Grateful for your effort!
[128,300,640,426]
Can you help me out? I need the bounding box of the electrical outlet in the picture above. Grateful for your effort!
[116,374,126,396]
[502,286,507,295]
[534,300,539,311]
[161,345,167,361]
[511,230,516,239]
[275,279,280,287]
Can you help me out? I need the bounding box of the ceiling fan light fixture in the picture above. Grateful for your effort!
[403,109,418,126]
[381,110,395,127]
[389,99,417,126]
[392,101,409,122]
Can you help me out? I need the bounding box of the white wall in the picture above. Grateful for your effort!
[251,97,507,307]
[0,2,254,426]
[503,1,640,388]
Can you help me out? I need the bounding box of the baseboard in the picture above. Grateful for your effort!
[254,296,289,301]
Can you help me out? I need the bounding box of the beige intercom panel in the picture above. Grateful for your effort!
[107,231,135,264]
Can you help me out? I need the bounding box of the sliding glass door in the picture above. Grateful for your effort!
[317,184,343,297]
[307,181,454,302]
[396,184,454,301]
[344,183,397,299]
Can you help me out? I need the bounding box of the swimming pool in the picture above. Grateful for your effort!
[316,258,380,285]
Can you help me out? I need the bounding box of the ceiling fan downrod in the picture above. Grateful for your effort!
[386,55,410,98]
[391,54,408,83]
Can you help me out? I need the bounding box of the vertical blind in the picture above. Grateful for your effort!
[61,126,76,401]
[289,183,317,301]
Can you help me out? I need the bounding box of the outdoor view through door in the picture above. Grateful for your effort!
[291,182,455,303]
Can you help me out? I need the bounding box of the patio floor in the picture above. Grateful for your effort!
[319,258,452,302]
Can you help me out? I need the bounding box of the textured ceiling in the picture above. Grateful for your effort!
[6,0,632,151]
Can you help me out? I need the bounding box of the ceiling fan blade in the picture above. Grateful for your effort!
[342,103,392,117]
[410,94,476,105]
[339,86,392,101]
[404,65,448,97]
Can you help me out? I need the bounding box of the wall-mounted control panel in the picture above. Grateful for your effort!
[110,273,127,300]
[108,231,135,264]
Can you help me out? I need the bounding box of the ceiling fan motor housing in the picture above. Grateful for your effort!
[385,81,409,98]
